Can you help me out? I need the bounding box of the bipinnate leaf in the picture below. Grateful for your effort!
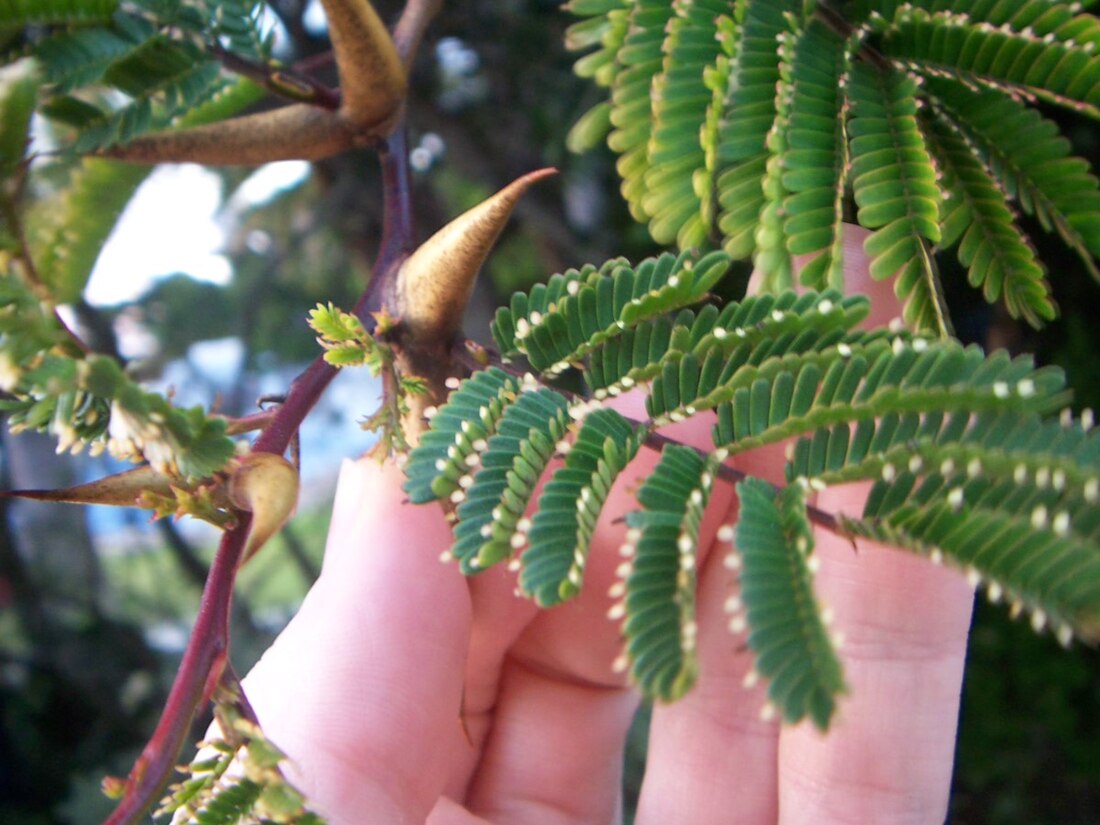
[402,367,523,503]
[733,477,846,728]
[228,452,299,563]
[566,1,1100,328]
[396,168,557,347]
[449,388,570,574]
[520,407,643,605]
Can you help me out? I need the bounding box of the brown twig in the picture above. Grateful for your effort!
[393,0,444,67]
[103,123,417,825]
[209,43,341,109]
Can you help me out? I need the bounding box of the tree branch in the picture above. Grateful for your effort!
[104,116,419,825]
[394,0,444,67]
[210,43,341,109]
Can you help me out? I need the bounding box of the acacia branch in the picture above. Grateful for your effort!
[103,514,249,825]
[103,126,417,825]
[210,43,341,109]
[394,0,444,67]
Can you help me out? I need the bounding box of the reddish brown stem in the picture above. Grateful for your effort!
[103,126,415,825]
[210,43,341,109]
[102,514,250,825]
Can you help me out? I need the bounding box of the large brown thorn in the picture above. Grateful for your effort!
[102,103,355,166]
[396,168,557,348]
[321,0,407,127]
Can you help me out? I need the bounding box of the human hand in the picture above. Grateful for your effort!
[240,231,974,824]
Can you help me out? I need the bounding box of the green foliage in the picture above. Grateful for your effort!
[448,386,570,574]
[621,445,719,700]
[3,1,1100,819]
[0,0,117,26]
[409,254,1100,727]
[490,249,730,374]
[733,477,846,727]
[521,407,643,605]
[566,0,1100,332]
[12,0,272,155]
[159,693,326,825]
[0,270,235,479]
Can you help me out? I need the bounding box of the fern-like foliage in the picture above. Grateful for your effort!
[0,68,243,480]
[566,0,1100,332]
[408,254,1100,728]
[7,0,273,154]
[157,691,327,825]
[733,477,846,728]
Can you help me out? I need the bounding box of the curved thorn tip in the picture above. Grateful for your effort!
[397,168,557,346]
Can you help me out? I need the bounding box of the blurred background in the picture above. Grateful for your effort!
[1,1,1098,822]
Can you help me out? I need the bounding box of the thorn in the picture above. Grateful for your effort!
[397,168,558,346]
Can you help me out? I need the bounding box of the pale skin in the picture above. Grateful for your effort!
[240,230,975,824]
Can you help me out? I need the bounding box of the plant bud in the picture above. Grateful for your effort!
[228,452,299,563]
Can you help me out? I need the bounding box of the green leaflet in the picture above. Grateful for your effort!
[733,477,846,728]
[607,0,676,224]
[844,482,1100,644]
[645,289,875,422]
[450,388,570,574]
[66,41,225,154]
[923,106,1054,327]
[520,407,643,605]
[708,339,1067,455]
[32,16,156,93]
[193,780,266,825]
[403,367,523,504]
[491,249,730,374]
[715,1,796,266]
[926,77,1100,282]
[785,406,1100,550]
[878,6,1100,119]
[852,0,1099,41]
[0,61,36,249]
[642,0,727,247]
[0,0,116,25]
[847,60,950,337]
[778,18,850,291]
[621,445,719,701]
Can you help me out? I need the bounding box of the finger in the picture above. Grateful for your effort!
[634,534,779,825]
[634,442,788,825]
[463,657,638,825]
[241,458,473,824]
[777,482,973,824]
[445,563,540,798]
[457,403,717,823]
